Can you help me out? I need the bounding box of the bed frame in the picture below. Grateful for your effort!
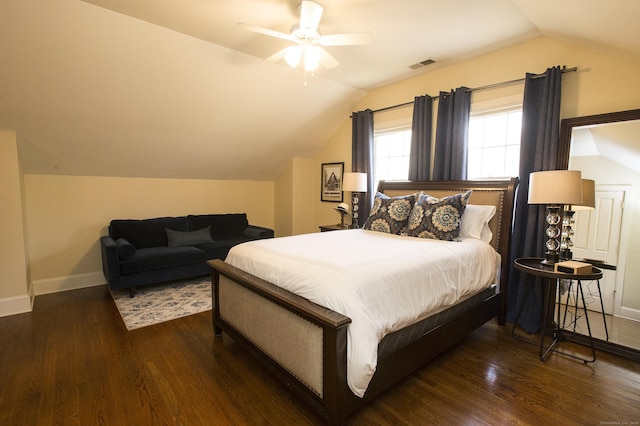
[208,178,518,424]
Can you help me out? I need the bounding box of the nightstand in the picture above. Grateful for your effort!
[512,257,603,363]
[319,224,350,232]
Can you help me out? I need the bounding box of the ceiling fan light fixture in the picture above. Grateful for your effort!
[303,45,320,71]
[285,46,303,67]
[240,0,372,73]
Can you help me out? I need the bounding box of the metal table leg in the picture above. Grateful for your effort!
[576,280,597,363]
[595,280,609,341]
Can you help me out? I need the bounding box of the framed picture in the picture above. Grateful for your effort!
[321,162,344,202]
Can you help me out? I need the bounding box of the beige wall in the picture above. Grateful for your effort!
[275,157,316,236]
[291,157,316,235]
[274,159,294,237]
[0,131,31,316]
[23,174,274,294]
[313,119,353,228]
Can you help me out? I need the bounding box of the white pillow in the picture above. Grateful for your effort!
[459,204,496,242]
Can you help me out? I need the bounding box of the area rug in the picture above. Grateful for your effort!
[111,277,212,330]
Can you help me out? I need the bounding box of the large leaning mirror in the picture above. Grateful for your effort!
[558,108,640,360]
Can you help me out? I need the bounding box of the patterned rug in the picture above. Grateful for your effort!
[111,277,212,330]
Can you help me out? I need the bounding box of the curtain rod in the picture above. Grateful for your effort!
[369,66,578,115]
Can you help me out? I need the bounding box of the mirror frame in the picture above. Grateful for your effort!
[558,107,640,361]
[558,108,640,169]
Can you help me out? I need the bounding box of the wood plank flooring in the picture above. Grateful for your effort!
[1,285,639,425]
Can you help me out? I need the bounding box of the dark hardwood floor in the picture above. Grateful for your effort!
[1,285,639,425]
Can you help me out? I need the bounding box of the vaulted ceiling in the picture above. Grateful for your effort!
[1,0,639,180]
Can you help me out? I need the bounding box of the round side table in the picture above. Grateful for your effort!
[512,257,603,363]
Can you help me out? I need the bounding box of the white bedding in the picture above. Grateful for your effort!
[225,229,500,398]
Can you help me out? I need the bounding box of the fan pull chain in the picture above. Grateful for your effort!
[303,71,315,86]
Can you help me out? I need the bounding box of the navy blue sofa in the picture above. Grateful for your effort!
[100,213,273,296]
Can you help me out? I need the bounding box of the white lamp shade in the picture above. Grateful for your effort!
[573,179,596,210]
[303,45,320,71]
[342,172,368,192]
[528,170,583,205]
[284,46,302,67]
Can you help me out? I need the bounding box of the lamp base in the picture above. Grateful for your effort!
[561,248,573,260]
[351,192,360,229]
[540,252,560,266]
[540,205,562,267]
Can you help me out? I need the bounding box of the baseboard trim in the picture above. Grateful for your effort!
[620,306,640,322]
[0,294,33,317]
[33,271,106,295]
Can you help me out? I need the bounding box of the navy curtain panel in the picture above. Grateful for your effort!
[507,66,563,333]
[433,87,471,180]
[351,109,374,227]
[408,95,433,181]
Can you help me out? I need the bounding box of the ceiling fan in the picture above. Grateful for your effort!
[238,0,372,72]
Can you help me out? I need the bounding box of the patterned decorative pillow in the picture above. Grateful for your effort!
[166,226,214,247]
[406,190,472,240]
[363,192,416,235]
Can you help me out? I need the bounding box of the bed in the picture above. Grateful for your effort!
[208,178,518,423]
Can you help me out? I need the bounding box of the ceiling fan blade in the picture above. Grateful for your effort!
[299,1,323,32]
[265,47,290,63]
[319,32,373,46]
[317,47,339,69]
[237,23,294,41]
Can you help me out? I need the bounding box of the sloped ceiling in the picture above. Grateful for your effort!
[1,0,639,180]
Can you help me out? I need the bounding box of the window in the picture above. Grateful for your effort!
[372,106,522,184]
[373,127,411,188]
[467,107,522,179]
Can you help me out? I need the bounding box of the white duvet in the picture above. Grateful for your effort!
[225,229,500,398]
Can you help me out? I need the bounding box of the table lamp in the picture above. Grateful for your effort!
[561,179,596,260]
[342,172,368,228]
[528,170,583,265]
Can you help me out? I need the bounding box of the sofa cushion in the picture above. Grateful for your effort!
[188,214,248,239]
[119,246,206,275]
[244,226,274,240]
[195,237,252,260]
[166,226,214,247]
[115,238,136,259]
[110,217,188,249]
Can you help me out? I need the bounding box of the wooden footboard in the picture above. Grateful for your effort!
[210,259,352,422]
